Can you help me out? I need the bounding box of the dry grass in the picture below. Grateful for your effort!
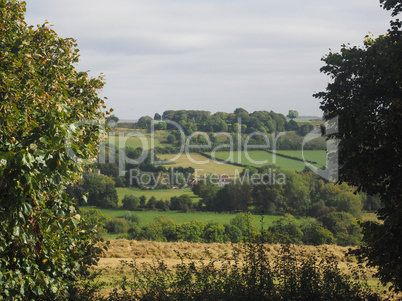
[97,240,361,275]
[92,240,399,300]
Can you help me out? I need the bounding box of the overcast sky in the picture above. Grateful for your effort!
[25,0,391,120]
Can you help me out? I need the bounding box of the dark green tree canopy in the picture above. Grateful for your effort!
[286,110,299,120]
[380,0,402,16]
[314,1,402,291]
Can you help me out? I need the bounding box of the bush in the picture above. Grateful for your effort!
[140,217,178,242]
[74,173,119,208]
[224,224,243,243]
[203,222,225,243]
[120,211,140,224]
[178,220,206,242]
[79,208,110,236]
[318,212,362,246]
[167,134,176,144]
[127,224,142,240]
[122,195,140,211]
[268,214,303,244]
[301,219,337,245]
[105,218,129,234]
[297,123,314,136]
[169,195,192,212]
[230,212,257,237]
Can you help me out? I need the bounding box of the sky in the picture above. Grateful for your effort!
[24,0,392,120]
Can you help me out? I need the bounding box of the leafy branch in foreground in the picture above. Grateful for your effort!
[1,1,108,299]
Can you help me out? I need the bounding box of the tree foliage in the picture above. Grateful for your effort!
[0,1,107,298]
[286,110,299,120]
[314,1,402,291]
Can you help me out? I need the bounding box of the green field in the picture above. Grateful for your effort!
[96,208,283,228]
[117,187,200,205]
[210,151,308,171]
[157,153,244,177]
[107,133,162,150]
[274,150,327,168]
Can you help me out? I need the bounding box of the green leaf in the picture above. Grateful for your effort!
[12,227,20,237]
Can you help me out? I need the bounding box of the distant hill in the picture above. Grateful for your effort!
[296,116,322,120]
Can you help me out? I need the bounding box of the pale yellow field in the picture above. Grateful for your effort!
[92,240,398,300]
[157,153,243,177]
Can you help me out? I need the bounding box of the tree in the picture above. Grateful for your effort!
[318,212,362,246]
[178,220,206,242]
[301,219,336,245]
[268,214,303,244]
[203,222,225,243]
[286,110,299,120]
[139,195,147,207]
[314,1,402,291]
[137,115,153,129]
[230,212,258,237]
[122,195,140,210]
[155,121,167,130]
[106,114,119,124]
[297,123,314,136]
[285,119,299,131]
[81,173,119,208]
[0,1,106,298]
[167,134,176,144]
[154,113,162,121]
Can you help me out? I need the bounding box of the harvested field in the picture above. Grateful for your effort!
[91,240,398,300]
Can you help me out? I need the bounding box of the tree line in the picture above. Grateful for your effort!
[136,108,307,135]
[81,209,362,246]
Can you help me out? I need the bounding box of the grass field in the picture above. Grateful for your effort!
[157,153,244,177]
[210,151,308,171]
[274,150,327,168]
[116,187,199,204]
[107,133,162,150]
[97,209,283,228]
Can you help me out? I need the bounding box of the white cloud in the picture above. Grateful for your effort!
[25,0,391,119]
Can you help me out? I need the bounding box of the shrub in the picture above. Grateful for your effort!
[301,219,337,245]
[203,222,225,243]
[122,195,140,211]
[318,212,362,246]
[178,220,206,242]
[120,211,140,224]
[230,212,257,237]
[79,208,110,236]
[76,173,119,208]
[167,134,176,144]
[224,224,243,243]
[268,214,303,244]
[105,218,129,234]
[127,224,142,240]
[141,217,178,242]
[170,195,192,212]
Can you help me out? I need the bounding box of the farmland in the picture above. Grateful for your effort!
[210,150,307,171]
[91,240,398,300]
[157,152,244,176]
[107,134,161,150]
[116,187,199,204]
[95,208,284,228]
[275,150,327,168]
